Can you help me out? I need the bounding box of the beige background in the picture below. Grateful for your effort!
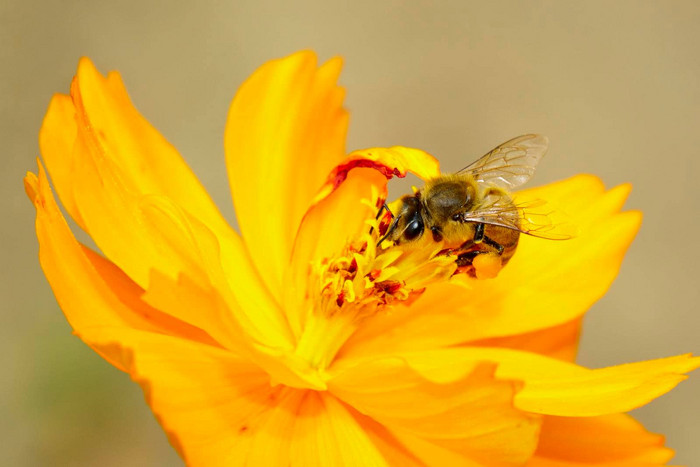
[2,1,699,465]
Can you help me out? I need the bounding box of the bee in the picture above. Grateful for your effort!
[377,134,571,276]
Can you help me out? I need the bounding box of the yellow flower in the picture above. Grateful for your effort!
[26,51,698,466]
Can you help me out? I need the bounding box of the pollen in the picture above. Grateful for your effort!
[313,207,457,321]
[294,199,458,371]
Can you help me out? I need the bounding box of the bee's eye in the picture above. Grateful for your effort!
[404,219,424,240]
[451,213,461,222]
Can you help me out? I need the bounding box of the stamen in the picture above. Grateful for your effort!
[295,194,458,371]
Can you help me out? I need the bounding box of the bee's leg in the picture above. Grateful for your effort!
[455,228,505,278]
[378,203,395,219]
[456,248,503,278]
[430,226,443,242]
[442,238,475,257]
[473,223,485,243]
[376,214,402,247]
[455,250,486,267]
[482,235,505,255]
[370,203,394,235]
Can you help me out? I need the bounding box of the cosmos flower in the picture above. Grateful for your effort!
[26,51,698,466]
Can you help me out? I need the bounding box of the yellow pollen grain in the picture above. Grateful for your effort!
[342,280,356,303]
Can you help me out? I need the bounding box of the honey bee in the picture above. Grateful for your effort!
[377,134,571,276]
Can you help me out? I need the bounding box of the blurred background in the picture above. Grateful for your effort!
[2,0,699,465]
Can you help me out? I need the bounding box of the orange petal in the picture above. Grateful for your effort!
[528,458,669,467]
[135,195,291,351]
[28,159,301,385]
[329,357,540,465]
[293,147,440,271]
[40,58,232,238]
[39,58,289,350]
[470,318,583,362]
[339,175,641,360]
[284,168,386,337]
[344,406,426,466]
[507,352,700,416]
[38,93,86,228]
[532,413,673,465]
[77,325,394,466]
[285,147,440,338]
[71,156,285,349]
[372,347,700,417]
[64,136,197,289]
[24,162,215,359]
[386,431,485,467]
[225,51,349,301]
[290,169,386,286]
[76,326,284,466]
[289,392,396,466]
[310,146,441,207]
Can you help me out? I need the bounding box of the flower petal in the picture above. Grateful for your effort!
[290,393,395,466]
[469,318,583,362]
[292,147,440,273]
[342,406,425,466]
[329,357,540,466]
[24,162,215,355]
[367,348,700,417]
[532,413,673,465]
[339,175,641,360]
[28,159,306,392]
[40,58,232,237]
[76,325,395,466]
[76,326,282,466]
[285,168,387,337]
[285,147,439,338]
[38,58,290,350]
[310,146,441,207]
[38,93,85,228]
[528,459,668,467]
[134,195,291,350]
[290,169,386,286]
[504,351,700,416]
[225,51,349,300]
[72,155,284,349]
[386,431,485,467]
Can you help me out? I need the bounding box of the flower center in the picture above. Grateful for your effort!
[293,210,457,371]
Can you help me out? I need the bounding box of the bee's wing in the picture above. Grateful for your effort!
[460,198,577,240]
[458,134,549,190]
